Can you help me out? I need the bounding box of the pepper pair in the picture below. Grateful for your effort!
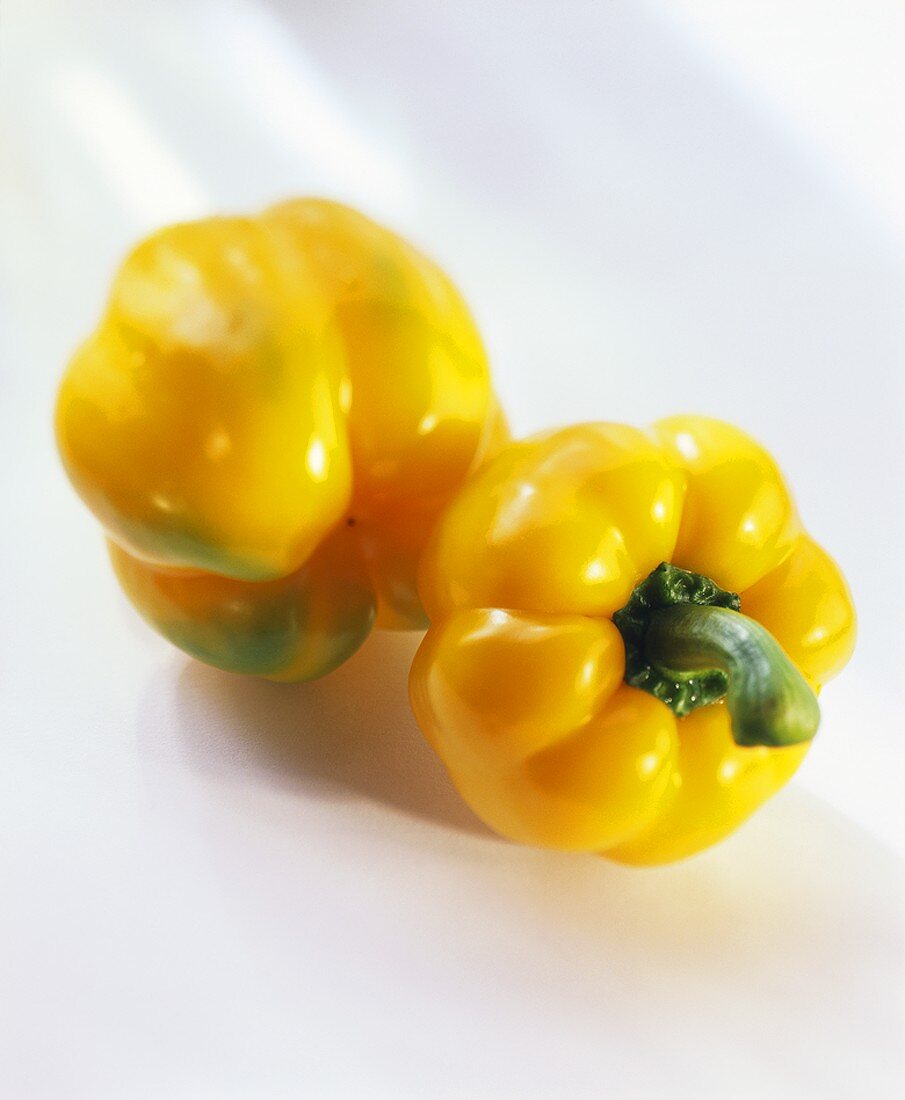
[56,200,856,864]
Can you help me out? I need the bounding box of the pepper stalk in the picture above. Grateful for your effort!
[613,562,819,748]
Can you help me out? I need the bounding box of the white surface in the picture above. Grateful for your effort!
[2,1,904,1096]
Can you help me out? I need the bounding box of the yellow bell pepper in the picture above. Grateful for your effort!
[56,199,506,680]
[410,417,855,865]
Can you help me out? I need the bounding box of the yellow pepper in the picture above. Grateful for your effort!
[409,417,855,864]
[56,199,506,680]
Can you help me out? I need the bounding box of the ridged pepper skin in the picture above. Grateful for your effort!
[409,417,855,865]
[57,199,506,680]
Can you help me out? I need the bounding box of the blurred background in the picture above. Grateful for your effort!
[1,1,903,1096]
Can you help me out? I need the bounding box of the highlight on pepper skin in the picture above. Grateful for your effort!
[56,198,507,680]
[409,416,856,866]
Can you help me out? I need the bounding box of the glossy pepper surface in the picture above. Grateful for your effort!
[409,417,855,865]
[57,199,506,680]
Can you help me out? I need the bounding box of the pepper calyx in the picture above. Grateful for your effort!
[613,562,740,718]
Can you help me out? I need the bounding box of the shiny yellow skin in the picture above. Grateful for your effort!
[410,417,856,865]
[57,199,506,679]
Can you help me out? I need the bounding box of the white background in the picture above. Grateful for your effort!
[1,1,903,1096]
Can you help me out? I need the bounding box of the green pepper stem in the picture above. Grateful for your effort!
[644,604,820,748]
